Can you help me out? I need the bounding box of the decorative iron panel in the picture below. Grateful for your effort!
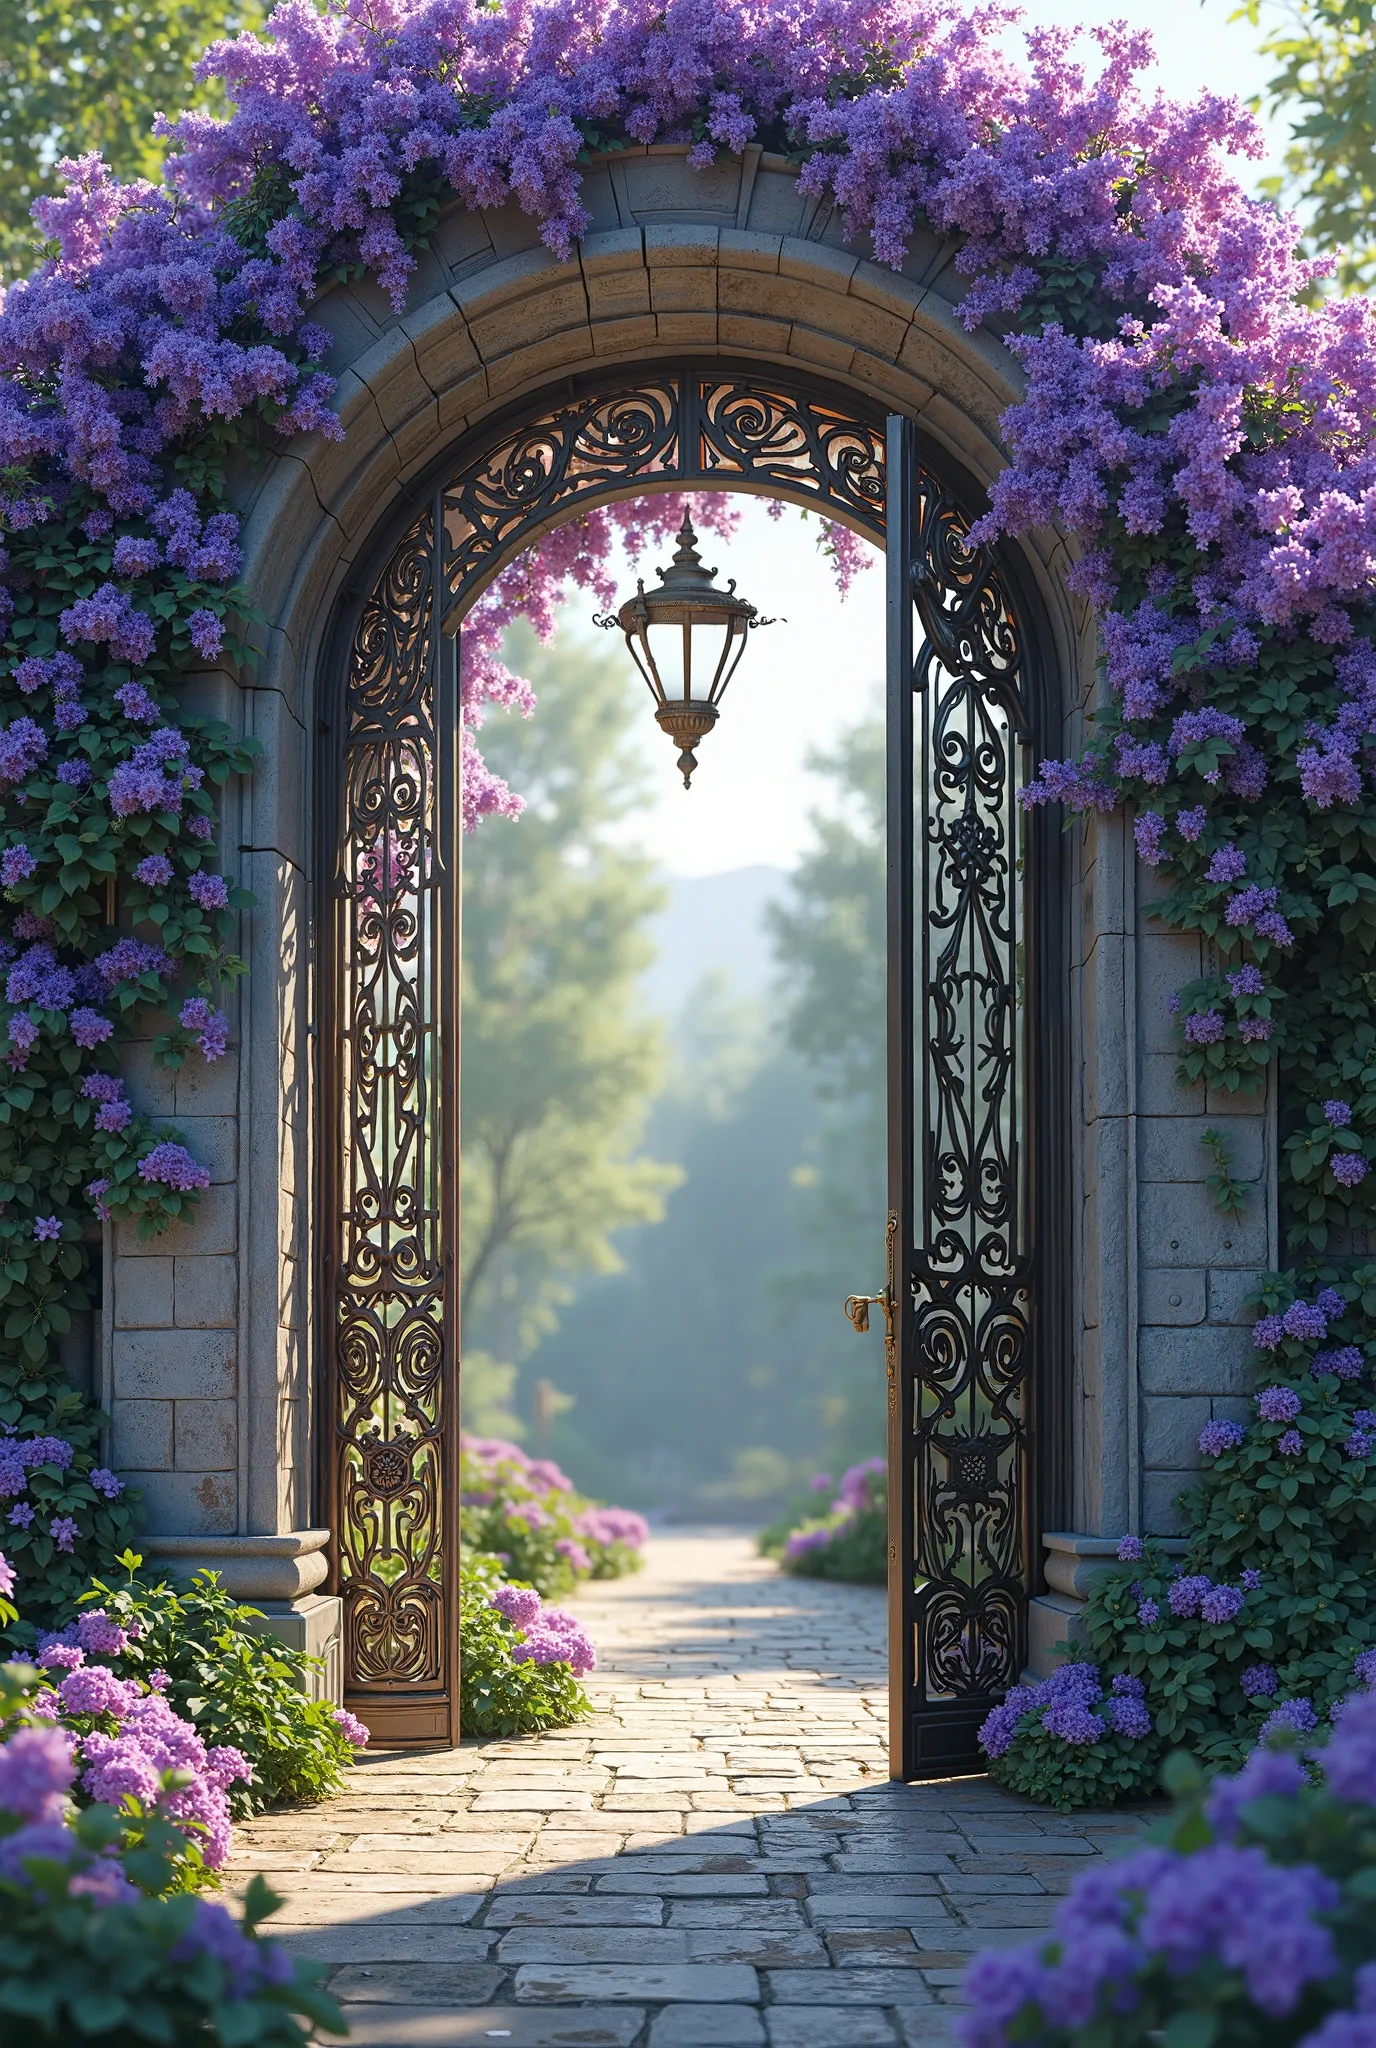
[439,368,885,619]
[326,503,461,1744]
[886,415,1034,1779]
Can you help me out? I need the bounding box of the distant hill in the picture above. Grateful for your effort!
[641,865,787,1016]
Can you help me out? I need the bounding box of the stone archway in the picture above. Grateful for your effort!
[117,146,1277,1775]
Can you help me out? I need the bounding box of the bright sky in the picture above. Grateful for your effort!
[557,0,1291,877]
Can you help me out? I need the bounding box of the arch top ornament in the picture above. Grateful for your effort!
[430,363,888,626]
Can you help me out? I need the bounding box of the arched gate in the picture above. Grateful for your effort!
[318,362,1066,1775]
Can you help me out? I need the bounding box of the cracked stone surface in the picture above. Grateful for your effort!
[229,1531,1151,2046]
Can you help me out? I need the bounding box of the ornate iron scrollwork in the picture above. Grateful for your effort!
[894,423,1033,1770]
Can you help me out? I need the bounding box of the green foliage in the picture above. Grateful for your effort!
[458,1439,645,1598]
[994,1279,1376,1807]
[0,1660,343,2044]
[1238,0,1376,293]
[26,1556,356,1815]
[0,0,265,283]
[761,1460,889,1584]
[0,1378,141,1628]
[457,1554,591,1739]
[460,625,679,1353]
[987,1716,1162,1814]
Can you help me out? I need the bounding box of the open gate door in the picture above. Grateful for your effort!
[883,415,1036,1781]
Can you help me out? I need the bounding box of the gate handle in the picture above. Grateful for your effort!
[844,1287,893,1338]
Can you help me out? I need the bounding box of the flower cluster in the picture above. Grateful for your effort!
[978,1662,1160,1810]
[458,1434,645,1594]
[489,1581,597,1677]
[27,1606,251,1869]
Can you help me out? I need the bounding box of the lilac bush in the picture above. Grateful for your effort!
[459,1552,596,1736]
[0,1620,342,2044]
[961,1688,1376,2048]
[459,1433,646,1593]
[980,1664,1161,1811]
[766,1457,888,1584]
[983,1280,1376,1805]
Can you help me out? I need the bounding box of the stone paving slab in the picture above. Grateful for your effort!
[224,1531,1155,2047]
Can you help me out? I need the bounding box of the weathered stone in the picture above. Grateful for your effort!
[512,1962,760,2003]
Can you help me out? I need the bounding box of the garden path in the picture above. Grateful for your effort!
[229,1530,1153,2048]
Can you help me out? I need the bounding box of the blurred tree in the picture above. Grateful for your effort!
[460,624,680,1359]
[764,719,887,1468]
[1238,0,1376,291]
[0,0,262,280]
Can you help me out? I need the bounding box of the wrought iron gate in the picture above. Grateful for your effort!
[885,415,1055,1778]
[320,368,1059,1759]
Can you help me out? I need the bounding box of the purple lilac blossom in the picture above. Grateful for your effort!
[1200,1419,1245,1456]
[1332,1153,1369,1186]
[49,1515,78,1552]
[1312,1346,1365,1380]
[1137,1598,1161,1625]
[1242,1569,1264,1591]
[136,1142,210,1192]
[1201,1584,1246,1624]
[1260,1698,1319,1741]
[1168,1576,1213,1619]
[1252,1314,1286,1349]
[1279,1429,1305,1456]
[1117,1534,1143,1562]
[1241,1664,1278,1697]
[187,870,229,910]
[1325,1100,1354,1126]
[1283,1300,1329,1341]
[1258,1385,1303,1423]
[1229,965,1266,997]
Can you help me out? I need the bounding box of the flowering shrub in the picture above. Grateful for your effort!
[458,1551,595,1738]
[961,1686,1376,2048]
[10,1553,367,1816]
[0,1637,342,2044]
[459,1435,646,1596]
[981,1276,1376,1804]
[979,1664,1161,1813]
[761,1457,888,1584]
[0,1413,139,1628]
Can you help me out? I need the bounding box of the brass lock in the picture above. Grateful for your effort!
[844,1290,890,1336]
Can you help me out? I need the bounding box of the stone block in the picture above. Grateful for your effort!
[485,328,597,396]
[136,1470,236,1536]
[330,1964,505,2005]
[787,327,859,377]
[339,2012,643,2048]
[1143,1470,1192,1535]
[1208,1267,1266,1325]
[719,314,792,353]
[243,1594,343,1701]
[174,1398,238,1472]
[1139,1054,1207,1117]
[113,1327,236,1401]
[1138,933,1202,1053]
[1027,1593,1082,1678]
[174,1255,238,1330]
[116,1185,237,1260]
[110,1399,174,1471]
[114,1255,174,1328]
[119,1039,177,1118]
[765,2010,895,2048]
[1140,1269,1206,1326]
[591,315,660,355]
[743,164,815,238]
[1139,1324,1254,1396]
[143,1529,328,1600]
[172,1115,237,1184]
[174,1047,239,1117]
[1142,1395,1211,1470]
[1138,1182,1267,1267]
[651,2009,764,2047]
[655,312,718,346]
[513,1963,759,2003]
[586,266,652,321]
[649,265,718,315]
[718,230,783,275]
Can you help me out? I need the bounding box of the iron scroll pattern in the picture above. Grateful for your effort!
[329,504,456,1717]
[907,485,1032,1728]
[439,370,886,613]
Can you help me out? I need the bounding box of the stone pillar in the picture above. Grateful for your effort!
[1031,813,1277,1674]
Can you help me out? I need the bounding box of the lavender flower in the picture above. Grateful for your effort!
[187,870,229,910]
[1137,1598,1161,1625]
[137,1142,211,1192]
[32,1216,61,1242]
[1241,1664,1278,1697]
[1257,1386,1303,1423]
[1312,1346,1364,1380]
[1332,1153,1369,1187]
[49,1514,78,1553]
[1199,1419,1245,1457]
[134,854,173,887]
[1168,1575,1213,1619]
[1278,1429,1305,1456]
[1324,1100,1354,1127]
[1117,1535,1144,1562]
[1201,1585,1245,1624]
[1260,1698,1318,1741]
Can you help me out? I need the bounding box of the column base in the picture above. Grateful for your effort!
[139,1528,330,1601]
[243,1593,344,1705]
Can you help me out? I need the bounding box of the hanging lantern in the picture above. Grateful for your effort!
[596,509,775,788]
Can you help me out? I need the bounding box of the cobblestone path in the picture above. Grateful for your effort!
[230,1531,1151,2047]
